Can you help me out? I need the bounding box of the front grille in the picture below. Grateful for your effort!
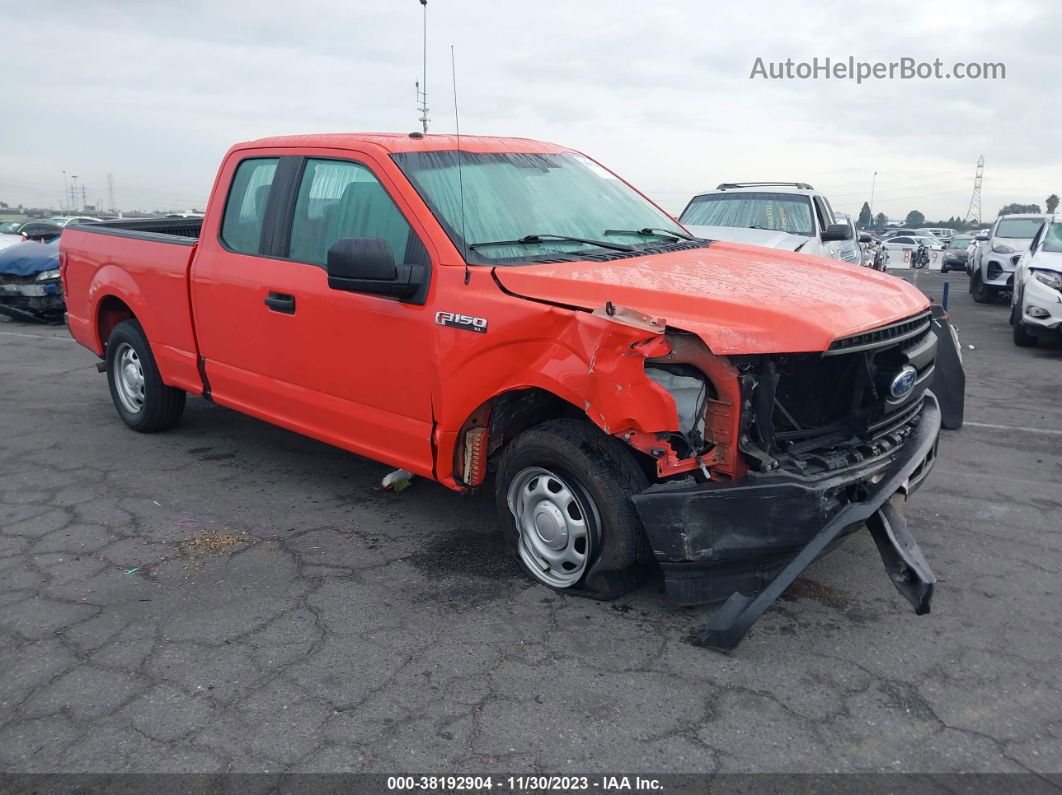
[737,314,937,475]
[826,311,931,355]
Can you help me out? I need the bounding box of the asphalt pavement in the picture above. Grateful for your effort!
[0,271,1060,774]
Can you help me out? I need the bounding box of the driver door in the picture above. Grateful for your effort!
[193,151,438,476]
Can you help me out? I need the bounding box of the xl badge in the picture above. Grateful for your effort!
[889,365,918,399]
[436,311,488,334]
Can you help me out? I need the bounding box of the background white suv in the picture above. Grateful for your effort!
[969,214,1048,304]
[679,182,854,261]
[1010,215,1062,346]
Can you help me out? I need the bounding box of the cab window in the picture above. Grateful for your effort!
[220,158,278,254]
[288,158,425,267]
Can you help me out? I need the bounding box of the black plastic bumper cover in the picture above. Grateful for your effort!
[632,392,941,651]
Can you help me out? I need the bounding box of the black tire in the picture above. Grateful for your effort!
[105,319,186,432]
[970,271,995,304]
[1011,306,1039,347]
[495,418,650,600]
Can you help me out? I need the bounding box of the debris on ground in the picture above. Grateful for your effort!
[179,531,252,556]
[376,469,414,493]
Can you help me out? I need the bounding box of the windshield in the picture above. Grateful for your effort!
[996,218,1043,238]
[1041,223,1062,253]
[0,222,21,234]
[679,192,814,236]
[391,151,686,264]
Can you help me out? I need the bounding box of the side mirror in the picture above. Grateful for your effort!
[858,233,872,244]
[821,223,853,242]
[975,233,990,242]
[326,237,425,300]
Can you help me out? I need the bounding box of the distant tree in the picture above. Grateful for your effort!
[998,202,1041,216]
[857,202,872,228]
[0,202,7,209]
[874,212,888,228]
[905,210,926,227]
[1047,194,1060,214]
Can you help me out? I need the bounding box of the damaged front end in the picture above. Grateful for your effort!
[0,239,64,324]
[629,310,945,651]
[0,272,65,323]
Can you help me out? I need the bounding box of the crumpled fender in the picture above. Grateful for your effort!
[433,305,683,488]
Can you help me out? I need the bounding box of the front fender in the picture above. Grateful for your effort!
[433,307,682,487]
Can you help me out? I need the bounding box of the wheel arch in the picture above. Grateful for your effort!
[87,265,151,354]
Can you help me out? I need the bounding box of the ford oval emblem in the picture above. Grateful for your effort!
[889,365,918,399]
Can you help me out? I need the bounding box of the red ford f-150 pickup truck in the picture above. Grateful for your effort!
[61,133,945,649]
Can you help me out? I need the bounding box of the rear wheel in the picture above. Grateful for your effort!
[495,419,650,600]
[105,320,186,432]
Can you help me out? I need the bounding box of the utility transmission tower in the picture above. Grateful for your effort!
[964,155,984,225]
[107,173,116,213]
[415,0,429,133]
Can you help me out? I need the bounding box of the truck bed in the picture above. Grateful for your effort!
[61,219,204,396]
[77,217,203,244]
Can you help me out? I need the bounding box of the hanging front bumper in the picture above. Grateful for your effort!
[632,392,941,650]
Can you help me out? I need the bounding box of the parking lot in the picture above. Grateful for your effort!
[0,271,1059,774]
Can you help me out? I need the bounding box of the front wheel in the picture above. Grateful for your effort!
[1011,305,1039,347]
[495,419,650,600]
[970,271,995,304]
[105,320,186,432]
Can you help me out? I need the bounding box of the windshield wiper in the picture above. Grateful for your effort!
[468,234,635,253]
[604,227,695,241]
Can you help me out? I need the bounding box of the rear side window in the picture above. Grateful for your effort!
[221,158,278,254]
[288,158,421,267]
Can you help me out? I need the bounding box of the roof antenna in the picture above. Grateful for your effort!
[416,0,429,134]
[452,44,470,285]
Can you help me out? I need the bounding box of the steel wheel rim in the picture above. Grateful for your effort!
[113,342,146,414]
[506,466,597,588]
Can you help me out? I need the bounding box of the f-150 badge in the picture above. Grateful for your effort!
[435,311,488,333]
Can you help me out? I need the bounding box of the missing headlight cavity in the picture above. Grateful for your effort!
[645,365,712,452]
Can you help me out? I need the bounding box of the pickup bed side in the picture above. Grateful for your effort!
[62,218,204,395]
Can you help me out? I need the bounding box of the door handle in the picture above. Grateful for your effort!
[264,292,296,314]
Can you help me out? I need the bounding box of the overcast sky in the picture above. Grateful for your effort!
[2,0,1059,222]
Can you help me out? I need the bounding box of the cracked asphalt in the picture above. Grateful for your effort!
[0,272,1060,775]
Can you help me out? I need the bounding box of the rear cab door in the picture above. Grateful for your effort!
[190,145,441,476]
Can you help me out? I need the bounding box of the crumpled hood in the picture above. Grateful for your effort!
[493,242,930,355]
[0,239,59,277]
[685,224,811,252]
